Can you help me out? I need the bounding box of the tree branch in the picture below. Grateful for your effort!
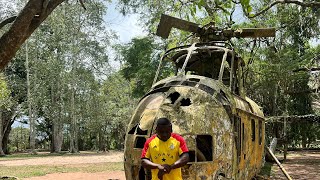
[248,0,320,18]
[204,4,215,17]
[0,16,17,30]
[0,0,65,69]
[267,114,320,123]
[293,67,320,72]
[79,0,87,10]
[285,88,318,94]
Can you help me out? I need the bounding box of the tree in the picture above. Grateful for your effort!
[1,0,113,153]
[0,0,64,69]
[0,74,12,156]
[115,37,162,97]
[0,0,89,69]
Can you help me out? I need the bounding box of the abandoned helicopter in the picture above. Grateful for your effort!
[124,14,275,180]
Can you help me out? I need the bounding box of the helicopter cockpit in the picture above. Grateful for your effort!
[153,43,245,96]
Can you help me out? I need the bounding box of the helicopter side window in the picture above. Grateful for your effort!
[196,135,213,161]
[135,137,146,148]
[259,120,263,145]
[242,122,245,159]
[128,124,138,134]
[234,115,241,163]
[187,134,213,162]
[251,119,256,141]
[222,61,231,86]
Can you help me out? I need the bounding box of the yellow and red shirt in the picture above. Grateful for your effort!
[141,133,188,180]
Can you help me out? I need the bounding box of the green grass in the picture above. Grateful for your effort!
[0,162,124,178]
[0,151,103,161]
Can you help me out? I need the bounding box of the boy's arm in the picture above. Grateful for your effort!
[170,152,189,169]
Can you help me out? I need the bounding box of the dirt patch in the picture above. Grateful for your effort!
[23,171,125,180]
[2,150,319,179]
[0,151,123,166]
[270,150,320,180]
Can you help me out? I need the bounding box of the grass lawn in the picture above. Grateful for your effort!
[0,151,124,179]
[0,151,100,161]
[0,162,124,178]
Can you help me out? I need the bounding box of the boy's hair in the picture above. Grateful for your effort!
[156,118,172,126]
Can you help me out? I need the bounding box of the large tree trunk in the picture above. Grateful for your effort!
[3,118,14,154]
[52,120,63,153]
[0,109,15,155]
[51,81,63,153]
[25,41,36,154]
[69,86,77,153]
[69,55,78,153]
[98,129,107,152]
[0,110,5,156]
[0,0,65,69]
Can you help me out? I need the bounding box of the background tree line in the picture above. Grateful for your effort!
[0,0,319,155]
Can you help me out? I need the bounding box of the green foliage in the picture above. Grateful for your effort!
[0,74,11,109]
[116,37,160,97]
[8,127,29,152]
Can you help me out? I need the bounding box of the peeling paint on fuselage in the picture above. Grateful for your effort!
[124,74,265,180]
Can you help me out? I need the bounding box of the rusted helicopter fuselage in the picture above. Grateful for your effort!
[124,44,265,179]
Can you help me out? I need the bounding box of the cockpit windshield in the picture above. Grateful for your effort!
[153,43,237,87]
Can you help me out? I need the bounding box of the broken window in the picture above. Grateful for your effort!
[168,92,192,106]
[234,116,241,163]
[259,120,262,145]
[136,126,148,135]
[187,135,213,162]
[128,124,138,134]
[198,84,215,95]
[188,78,200,82]
[166,81,181,86]
[154,83,164,89]
[134,137,146,148]
[196,135,213,161]
[251,119,255,141]
[188,150,196,162]
[181,81,197,87]
[168,92,180,104]
[242,122,245,152]
[222,61,231,86]
[180,98,191,106]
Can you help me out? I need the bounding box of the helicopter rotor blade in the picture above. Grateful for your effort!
[232,28,276,38]
[156,14,200,39]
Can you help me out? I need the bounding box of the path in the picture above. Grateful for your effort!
[270,150,320,180]
[1,150,319,179]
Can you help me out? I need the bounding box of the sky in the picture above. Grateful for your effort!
[101,1,147,70]
[104,1,146,43]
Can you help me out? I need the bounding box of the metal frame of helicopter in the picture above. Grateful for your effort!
[124,14,275,180]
